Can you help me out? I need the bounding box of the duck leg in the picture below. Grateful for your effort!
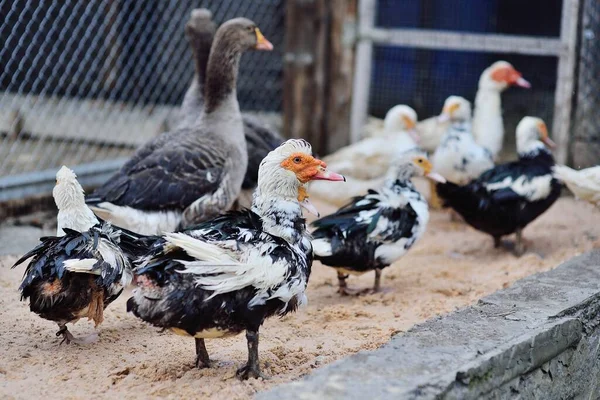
[56,323,75,345]
[429,181,442,209]
[514,228,526,256]
[337,272,351,296]
[373,269,382,292]
[195,338,211,368]
[493,237,502,248]
[236,329,268,380]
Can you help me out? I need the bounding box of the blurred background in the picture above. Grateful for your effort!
[0,0,598,204]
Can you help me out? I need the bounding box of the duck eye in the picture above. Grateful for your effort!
[293,157,302,164]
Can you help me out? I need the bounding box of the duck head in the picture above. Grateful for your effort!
[388,151,446,183]
[438,96,471,123]
[480,61,531,91]
[257,139,344,216]
[383,105,420,143]
[53,166,87,210]
[516,116,556,156]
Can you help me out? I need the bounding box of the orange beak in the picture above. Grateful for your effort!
[255,28,273,51]
[537,122,556,148]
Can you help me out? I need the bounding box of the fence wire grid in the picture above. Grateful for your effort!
[368,0,566,159]
[0,0,285,178]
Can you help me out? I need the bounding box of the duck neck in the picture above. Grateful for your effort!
[517,140,554,163]
[472,86,503,155]
[203,36,243,116]
[251,189,306,246]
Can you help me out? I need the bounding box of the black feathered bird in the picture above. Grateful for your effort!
[312,154,445,295]
[127,140,344,379]
[436,116,562,255]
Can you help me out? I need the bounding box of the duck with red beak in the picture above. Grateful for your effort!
[127,139,344,380]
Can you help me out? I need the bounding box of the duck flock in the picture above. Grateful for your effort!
[11,9,600,381]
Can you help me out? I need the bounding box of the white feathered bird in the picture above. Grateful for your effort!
[365,61,530,158]
[553,165,600,207]
[310,105,420,206]
[53,166,99,236]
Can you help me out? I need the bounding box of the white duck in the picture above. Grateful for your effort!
[310,105,420,206]
[553,165,600,207]
[374,61,529,155]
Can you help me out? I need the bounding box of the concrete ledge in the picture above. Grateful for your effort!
[259,250,600,399]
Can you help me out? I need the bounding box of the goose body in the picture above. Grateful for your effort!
[127,139,344,379]
[12,167,137,344]
[311,154,443,294]
[310,105,419,206]
[87,18,274,235]
[436,117,561,255]
[553,165,600,207]
[431,96,494,185]
[178,9,283,209]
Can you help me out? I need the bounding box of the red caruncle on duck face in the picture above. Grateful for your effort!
[280,152,345,184]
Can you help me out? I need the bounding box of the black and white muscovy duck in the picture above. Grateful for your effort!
[431,96,494,185]
[436,116,561,255]
[311,153,445,295]
[86,18,274,235]
[430,96,494,209]
[126,139,344,379]
[12,167,141,344]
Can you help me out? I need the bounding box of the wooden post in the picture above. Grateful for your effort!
[552,0,580,165]
[283,0,358,156]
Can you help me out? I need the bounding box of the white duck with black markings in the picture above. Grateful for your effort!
[311,153,445,295]
[12,167,142,345]
[432,96,494,185]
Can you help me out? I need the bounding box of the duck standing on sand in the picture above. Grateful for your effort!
[86,18,274,234]
[311,153,445,295]
[12,167,138,344]
[127,139,344,379]
[436,117,561,255]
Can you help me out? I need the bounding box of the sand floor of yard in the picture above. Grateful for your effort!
[0,197,598,399]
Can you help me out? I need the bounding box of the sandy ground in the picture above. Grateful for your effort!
[1,196,599,399]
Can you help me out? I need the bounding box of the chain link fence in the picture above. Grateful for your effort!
[572,0,600,168]
[0,0,285,184]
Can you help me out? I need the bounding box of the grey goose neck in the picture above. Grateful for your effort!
[204,27,246,114]
[180,11,216,119]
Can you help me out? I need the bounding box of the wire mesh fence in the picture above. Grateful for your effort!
[361,0,577,161]
[367,0,565,159]
[0,0,285,178]
[572,0,600,168]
